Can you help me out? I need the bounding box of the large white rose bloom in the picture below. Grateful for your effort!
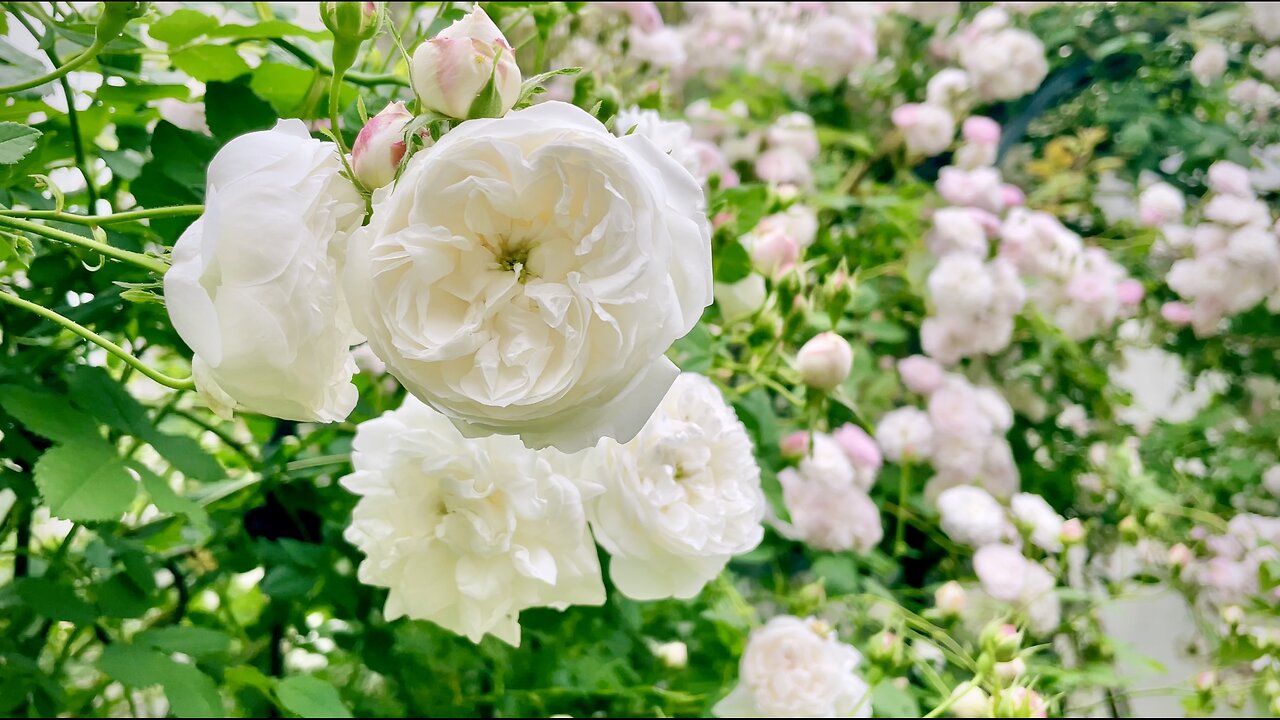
[578,373,766,600]
[937,485,1006,547]
[345,101,713,452]
[164,120,364,422]
[341,395,605,646]
[714,615,872,718]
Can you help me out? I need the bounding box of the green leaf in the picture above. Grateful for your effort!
[0,122,41,165]
[713,239,753,284]
[207,20,329,41]
[276,675,354,719]
[250,62,317,114]
[0,385,100,444]
[14,578,96,624]
[871,679,920,718]
[147,9,219,45]
[97,645,225,718]
[171,45,251,83]
[145,433,223,481]
[132,461,207,521]
[69,366,151,436]
[136,626,233,658]
[33,441,137,522]
[204,82,278,142]
[261,564,319,600]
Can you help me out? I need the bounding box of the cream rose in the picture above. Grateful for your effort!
[715,616,872,718]
[345,101,713,452]
[341,395,605,646]
[578,373,766,600]
[163,119,364,422]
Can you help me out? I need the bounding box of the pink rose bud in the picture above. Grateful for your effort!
[795,332,854,391]
[897,354,946,395]
[833,423,883,470]
[410,7,522,119]
[1167,542,1192,567]
[780,431,810,458]
[352,101,414,189]
[962,115,1001,145]
[891,103,922,127]
[1001,183,1026,207]
[1060,517,1085,544]
[1115,278,1145,305]
[1195,671,1216,693]
[995,657,1027,682]
[713,211,735,229]
[1161,301,1194,326]
[749,228,799,276]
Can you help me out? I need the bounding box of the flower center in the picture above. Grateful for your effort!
[493,240,534,283]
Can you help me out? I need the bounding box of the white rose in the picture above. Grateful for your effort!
[779,470,884,553]
[926,68,973,114]
[341,395,605,646]
[345,101,713,452]
[876,407,935,463]
[411,7,522,119]
[937,485,1006,547]
[164,120,364,422]
[1010,492,1065,552]
[714,616,873,718]
[716,273,769,321]
[614,106,704,183]
[1137,181,1186,226]
[891,102,956,156]
[1252,2,1280,41]
[959,27,1047,101]
[579,373,766,600]
[799,432,859,489]
[1191,42,1229,85]
[928,207,990,257]
[1264,464,1280,498]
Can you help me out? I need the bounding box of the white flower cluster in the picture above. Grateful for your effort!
[879,359,1022,501]
[1182,512,1280,607]
[714,615,872,718]
[938,485,1068,554]
[166,9,714,454]
[755,112,820,188]
[1160,161,1280,336]
[922,253,1026,364]
[952,8,1049,101]
[974,543,1062,635]
[1000,208,1143,341]
[344,373,766,644]
[778,425,884,553]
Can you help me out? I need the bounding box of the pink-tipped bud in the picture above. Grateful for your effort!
[352,101,414,189]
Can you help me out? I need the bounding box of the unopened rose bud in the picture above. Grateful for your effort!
[1167,542,1192,568]
[749,228,799,276]
[411,7,522,119]
[320,1,383,42]
[97,1,149,42]
[1118,514,1140,540]
[352,101,414,189]
[982,623,1022,662]
[833,423,882,470]
[1001,183,1025,207]
[795,332,853,391]
[1195,670,1216,693]
[994,687,1047,718]
[950,684,991,719]
[995,657,1027,681]
[1222,605,1244,627]
[1060,517,1085,545]
[935,580,968,616]
[962,116,1001,145]
[780,430,809,459]
[1115,279,1145,306]
[654,640,688,669]
[868,630,903,666]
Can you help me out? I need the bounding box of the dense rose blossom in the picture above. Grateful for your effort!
[937,485,1006,547]
[345,102,712,452]
[893,102,956,156]
[342,396,604,646]
[164,120,364,422]
[579,373,766,600]
[714,616,872,718]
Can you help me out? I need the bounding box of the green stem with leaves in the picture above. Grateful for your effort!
[0,215,167,274]
[0,290,194,391]
[0,38,105,94]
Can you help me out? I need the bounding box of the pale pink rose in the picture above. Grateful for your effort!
[962,116,1001,145]
[1116,279,1145,305]
[832,423,883,471]
[1161,301,1195,325]
[1001,183,1026,207]
[898,355,947,395]
[781,431,810,458]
